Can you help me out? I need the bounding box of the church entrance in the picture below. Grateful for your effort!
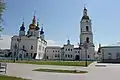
[75,55,80,60]
[33,53,37,59]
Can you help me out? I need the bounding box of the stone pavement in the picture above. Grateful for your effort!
[88,62,120,80]
[1,62,120,80]
[1,63,87,80]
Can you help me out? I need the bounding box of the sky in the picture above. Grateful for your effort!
[1,0,120,50]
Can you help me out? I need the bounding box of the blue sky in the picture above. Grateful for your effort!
[1,0,120,49]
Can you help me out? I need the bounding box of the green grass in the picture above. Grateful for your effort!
[33,68,88,74]
[0,60,92,66]
[0,75,28,80]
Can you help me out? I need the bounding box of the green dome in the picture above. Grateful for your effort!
[82,16,89,20]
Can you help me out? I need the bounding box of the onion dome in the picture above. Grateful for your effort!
[29,16,37,30]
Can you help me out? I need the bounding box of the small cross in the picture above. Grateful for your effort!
[34,10,36,16]
[22,17,24,22]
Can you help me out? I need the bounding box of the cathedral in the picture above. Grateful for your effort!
[10,6,95,60]
[45,6,95,60]
[10,15,47,60]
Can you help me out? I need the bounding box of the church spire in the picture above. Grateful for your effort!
[40,24,44,35]
[19,18,25,36]
[81,5,89,20]
[83,4,87,16]
[32,11,36,24]
[20,18,25,31]
[67,39,70,45]
[32,15,36,25]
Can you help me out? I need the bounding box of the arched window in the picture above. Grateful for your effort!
[86,26,89,31]
[31,45,33,50]
[88,55,90,58]
[55,54,57,57]
[46,56,48,59]
[86,37,89,43]
[58,54,60,57]
[26,53,28,56]
[23,45,25,49]
[65,54,67,57]
[68,54,70,58]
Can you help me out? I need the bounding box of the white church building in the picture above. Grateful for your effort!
[45,6,95,61]
[10,15,47,60]
[10,6,95,61]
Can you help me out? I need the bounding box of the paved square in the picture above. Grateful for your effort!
[1,62,120,80]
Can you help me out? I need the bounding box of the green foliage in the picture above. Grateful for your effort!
[0,0,6,33]
[0,0,5,23]
[0,75,28,80]
[0,60,92,66]
[0,25,4,32]
[33,68,88,74]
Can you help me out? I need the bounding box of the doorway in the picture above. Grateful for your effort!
[75,55,80,60]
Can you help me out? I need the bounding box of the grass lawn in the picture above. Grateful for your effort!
[0,60,92,66]
[0,75,28,80]
[33,68,88,74]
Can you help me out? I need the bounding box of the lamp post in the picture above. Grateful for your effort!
[78,43,81,61]
[16,37,21,61]
[14,44,17,62]
[83,41,88,67]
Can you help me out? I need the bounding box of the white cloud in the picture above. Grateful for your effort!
[0,35,12,49]
[0,35,110,52]
[47,40,62,46]
[0,35,62,49]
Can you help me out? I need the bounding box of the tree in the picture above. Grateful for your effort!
[0,0,6,38]
[0,0,6,24]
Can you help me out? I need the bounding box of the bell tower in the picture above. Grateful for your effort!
[80,6,95,60]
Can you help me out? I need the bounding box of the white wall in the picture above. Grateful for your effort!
[36,39,47,59]
[11,35,47,59]
[101,46,120,60]
[45,46,61,60]
[74,48,81,60]
[63,44,74,60]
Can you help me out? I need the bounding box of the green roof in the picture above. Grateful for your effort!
[82,16,89,20]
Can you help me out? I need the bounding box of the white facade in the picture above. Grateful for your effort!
[45,6,95,61]
[79,6,95,60]
[10,16,47,60]
[45,46,61,60]
[45,40,82,60]
[98,46,120,60]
